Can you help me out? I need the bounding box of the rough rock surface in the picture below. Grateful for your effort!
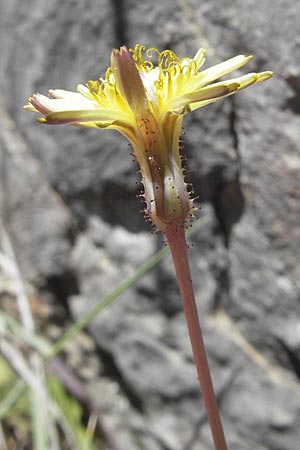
[1,0,300,449]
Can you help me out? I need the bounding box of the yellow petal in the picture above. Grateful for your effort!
[195,55,254,87]
[188,71,273,111]
[48,89,86,100]
[168,82,240,111]
[23,101,39,112]
[256,71,274,82]
[43,109,131,125]
[29,93,98,115]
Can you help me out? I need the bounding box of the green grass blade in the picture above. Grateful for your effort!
[0,379,26,419]
[48,376,97,450]
[0,311,50,355]
[30,388,48,450]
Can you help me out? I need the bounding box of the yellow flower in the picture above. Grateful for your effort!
[24,44,272,232]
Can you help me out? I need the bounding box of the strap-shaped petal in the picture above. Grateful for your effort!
[39,109,131,125]
[168,82,240,112]
[216,71,272,90]
[194,55,254,88]
[27,93,98,115]
[188,71,273,111]
[48,89,88,100]
[256,71,274,83]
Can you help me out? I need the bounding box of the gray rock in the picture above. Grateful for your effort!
[1,0,300,449]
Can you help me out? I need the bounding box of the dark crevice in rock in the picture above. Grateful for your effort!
[101,181,149,232]
[43,271,80,316]
[65,220,81,247]
[211,101,245,247]
[156,276,184,318]
[276,339,300,380]
[209,102,245,310]
[95,345,145,413]
[284,73,300,114]
[212,177,245,248]
[63,183,149,234]
[111,0,127,46]
[159,389,202,404]
[228,98,241,170]
[211,256,231,311]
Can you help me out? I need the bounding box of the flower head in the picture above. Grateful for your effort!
[24,44,272,231]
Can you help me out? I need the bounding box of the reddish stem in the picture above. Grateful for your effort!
[165,224,228,450]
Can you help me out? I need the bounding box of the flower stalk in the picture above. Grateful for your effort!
[165,223,227,450]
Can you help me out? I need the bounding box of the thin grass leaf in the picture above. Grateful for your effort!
[30,387,48,450]
[48,376,97,450]
[0,311,50,355]
[0,379,26,419]
[0,328,38,389]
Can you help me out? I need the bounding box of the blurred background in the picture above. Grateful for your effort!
[0,0,300,449]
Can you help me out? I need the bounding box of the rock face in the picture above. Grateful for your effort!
[1,1,300,449]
